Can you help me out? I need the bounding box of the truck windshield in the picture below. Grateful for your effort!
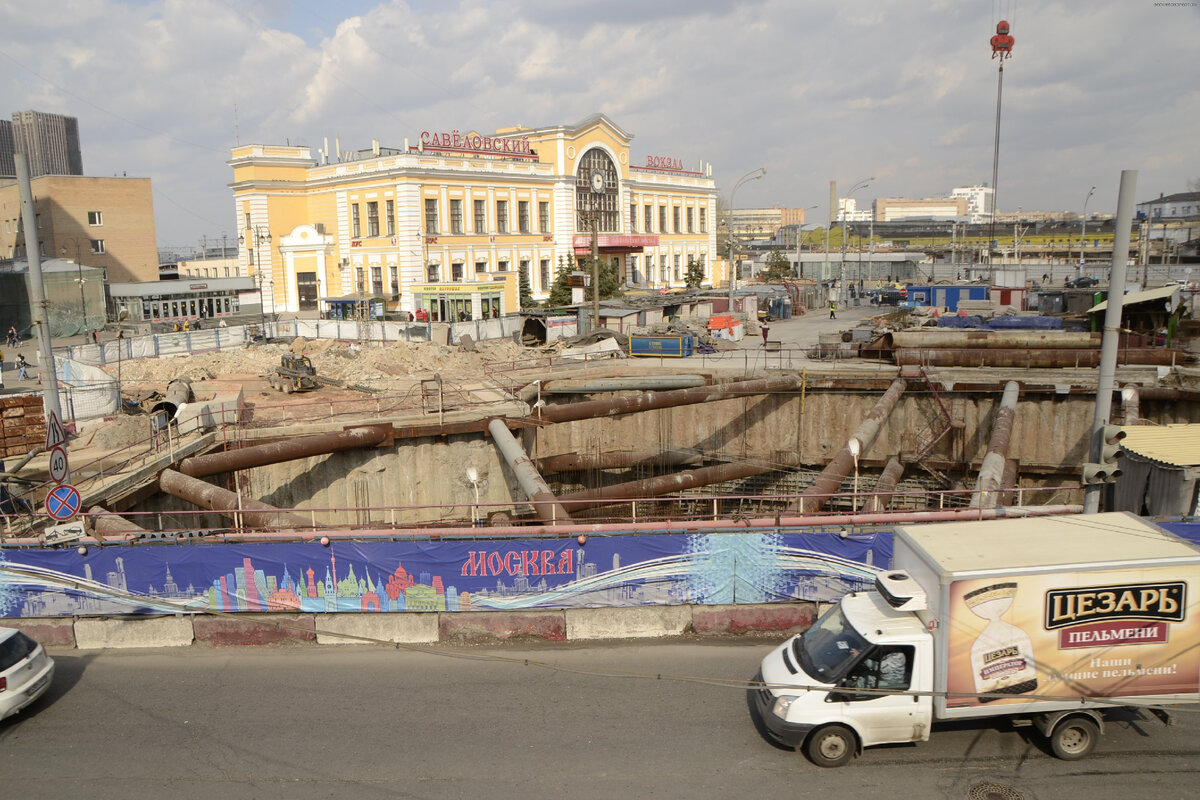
[796,603,870,683]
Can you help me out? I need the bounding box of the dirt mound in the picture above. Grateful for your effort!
[104,337,529,390]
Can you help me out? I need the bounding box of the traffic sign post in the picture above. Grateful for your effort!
[48,444,70,484]
[44,483,81,522]
[45,410,68,451]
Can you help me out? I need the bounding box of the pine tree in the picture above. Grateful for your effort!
[547,253,576,306]
[518,262,534,309]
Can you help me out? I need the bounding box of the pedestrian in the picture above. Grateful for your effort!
[173,321,181,332]
[219,318,228,328]
[829,300,837,320]
[182,319,190,331]
[6,326,16,347]
[0,348,5,389]
[16,354,28,381]
[91,328,99,344]
[761,324,770,346]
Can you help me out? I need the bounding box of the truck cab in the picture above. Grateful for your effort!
[755,574,934,767]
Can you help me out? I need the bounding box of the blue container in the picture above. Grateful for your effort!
[629,334,695,358]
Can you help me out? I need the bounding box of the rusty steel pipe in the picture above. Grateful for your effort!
[535,375,803,424]
[791,378,907,514]
[87,505,150,539]
[159,469,314,531]
[487,418,574,525]
[1121,383,1141,425]
[542,376,709,394]
[895,348,1181,368]
[971,381,1021,508]
[179,424,392,478]
[538,449,704,474]
[556,456,798,513]
[996,459,1021,506]
[865,457,905,513]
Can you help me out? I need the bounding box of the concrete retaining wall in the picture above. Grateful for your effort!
[6,603,818,650]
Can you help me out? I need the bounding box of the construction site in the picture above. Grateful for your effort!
[1,290,1196,541]
[0,282,1197,646]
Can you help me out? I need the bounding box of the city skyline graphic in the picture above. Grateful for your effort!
[1,530,891,619]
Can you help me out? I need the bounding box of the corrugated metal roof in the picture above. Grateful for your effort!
[1089,285,1180,313]
[1121,423,1200,467]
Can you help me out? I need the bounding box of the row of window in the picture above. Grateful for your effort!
[629,204,708,235]
[423,198,551,236]
[420,257,556,289]
[353,264,402,296]
[2,210,103,235]
[7,238,104,260]
[350,199,398,238]
[181,266,239,278]
[627,253,708,284]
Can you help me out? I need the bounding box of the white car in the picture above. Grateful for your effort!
[0,626,55,721]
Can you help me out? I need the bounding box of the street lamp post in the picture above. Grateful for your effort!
[727,167,766,309]
[838,177,874,307]
[1079,185,1096,277]
[239,226,272,337]
[794,205,818,279]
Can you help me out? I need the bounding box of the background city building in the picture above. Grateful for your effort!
[729,206,810,240]
[874,196,969,222]
[229,114,718,318]
[3,110,83,178]
[1138,192,1200,221]
[0,175,161,284]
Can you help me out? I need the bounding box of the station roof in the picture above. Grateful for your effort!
[1121,424,1200,467]
[1088,284,1179,313]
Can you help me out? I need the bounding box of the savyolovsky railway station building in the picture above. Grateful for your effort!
[229,114,719,320]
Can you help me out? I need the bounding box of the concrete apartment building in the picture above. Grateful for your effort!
[873,196,969,222]
[0,110,84,179]
[0,175,160,283]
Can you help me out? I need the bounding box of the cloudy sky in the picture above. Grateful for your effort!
[2,0,1197,250]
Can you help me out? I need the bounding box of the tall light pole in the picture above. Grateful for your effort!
[794,205,818,279]
[838,177,874,307]
[1079,185,1096,277]
[59,236,88,334]
[239,226,271,336]
[727,167,766,308]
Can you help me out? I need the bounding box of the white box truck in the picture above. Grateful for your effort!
[753,512,1200,767]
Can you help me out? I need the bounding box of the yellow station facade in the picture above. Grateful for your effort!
[229,114,719,320]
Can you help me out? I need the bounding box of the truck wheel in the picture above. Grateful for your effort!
[805,724,857,768]
[1050,717,1099,760]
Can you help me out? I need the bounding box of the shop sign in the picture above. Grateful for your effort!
[420,130,536,158]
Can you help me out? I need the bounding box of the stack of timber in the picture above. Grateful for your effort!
[1,395,45,457]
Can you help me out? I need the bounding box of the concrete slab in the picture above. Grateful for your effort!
[691,603,816,636]
[193,614,316,646]
[439,611,566,643]
[3,618,77,648]
[565,606,692,641]
[315,613,439,645]
[74,615,195,649]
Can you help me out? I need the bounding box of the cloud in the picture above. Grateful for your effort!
[0,0,1196,247]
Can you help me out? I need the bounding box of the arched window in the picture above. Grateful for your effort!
[576,148,619,232]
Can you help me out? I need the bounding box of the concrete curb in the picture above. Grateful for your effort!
[7,603,819,650]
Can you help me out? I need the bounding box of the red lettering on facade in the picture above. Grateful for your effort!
[461,551,487,576]
[521,550,540,576]
[557,549,573,574]
[487,552,504,575]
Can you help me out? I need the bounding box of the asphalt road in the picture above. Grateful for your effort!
[4,642,1199,800]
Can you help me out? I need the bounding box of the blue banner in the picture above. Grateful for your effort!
[0,529,890,619]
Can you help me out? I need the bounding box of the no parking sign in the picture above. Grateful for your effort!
[45,483,81,522]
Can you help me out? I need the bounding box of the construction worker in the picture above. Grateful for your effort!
[829,300,837,320]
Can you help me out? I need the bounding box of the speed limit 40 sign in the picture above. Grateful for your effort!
[48,444,71,485]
